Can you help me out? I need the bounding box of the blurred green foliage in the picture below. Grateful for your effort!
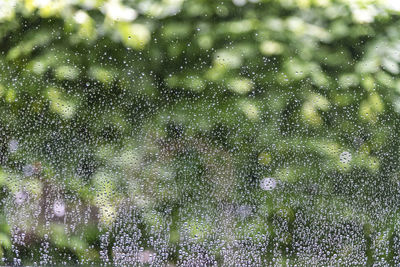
[1,0,400,265]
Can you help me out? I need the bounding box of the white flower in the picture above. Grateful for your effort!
[9,139,18,153]
[23,165,35,177]
[232,0,246,7]
[339,151,352,164]
[386,0,400,12]
[104,0,138,22]
[138,250,154,264]
[352,6,378,24]
[74,10,89,24]
[53,201,65,217]
[260,177,277,191]
[15,191,27,205]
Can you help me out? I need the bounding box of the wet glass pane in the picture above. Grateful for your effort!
[1,0,400,265]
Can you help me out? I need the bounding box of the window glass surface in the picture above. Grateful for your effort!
[1,0,400,265]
